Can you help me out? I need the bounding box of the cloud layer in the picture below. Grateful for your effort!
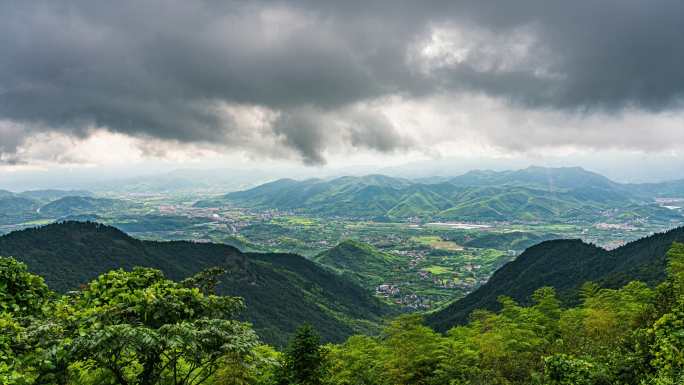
[1,0,684,165]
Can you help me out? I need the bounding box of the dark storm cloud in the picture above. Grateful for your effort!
[446,0,684,109]
[1,0,683,164]
[271,107,412,164]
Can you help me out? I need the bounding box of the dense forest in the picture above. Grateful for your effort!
[2,240,684,384]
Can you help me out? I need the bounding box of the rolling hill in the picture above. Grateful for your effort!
[0,189,98,225]
[200,167,683,222]
[198,175,417,218]
[0,221,392,346]
[313,240,407,289]
[17,189,93,202]
[0,196,41,225]
[426,225,684,331]
[38,196,135,217]
[462,231,561,251]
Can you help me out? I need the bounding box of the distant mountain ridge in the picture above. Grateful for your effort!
[426,225,684,331]
[17,189,94,202]
[0,190,131,226]
[449,166,620,190]
[0,189,93,200]
[39,196,134,217]
[0,221,392,346]
[199,167,684,222]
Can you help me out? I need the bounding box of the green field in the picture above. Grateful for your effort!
[422,265,453,275]
[411,235,464,251]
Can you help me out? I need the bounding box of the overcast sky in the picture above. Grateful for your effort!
[1,0,684,184]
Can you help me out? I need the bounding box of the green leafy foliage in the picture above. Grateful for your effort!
[277,324,326,385]
[1,262,259,385]
[211,345,282,385]
[0,257,51,317]
[543,354,610,385]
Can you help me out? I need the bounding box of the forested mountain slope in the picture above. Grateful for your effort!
[0,221,392,346]
[427,225,684,331]
[448,166,621,191]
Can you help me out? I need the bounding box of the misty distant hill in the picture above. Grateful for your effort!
[18,189,93,202]
[197,167,684,222]
[39,196,134,217]
[0,189,97,225]
[0,196,41,225]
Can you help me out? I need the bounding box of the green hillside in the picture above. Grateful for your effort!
[17,189,93,202]
[462,230,561,251]
[0,190,102,225]
[206,175,415,218]
[449,166,622,191]
[434,186,590,221]
[0,197,40,225]
[206,167,682,222]
[38,196,134,217]
[0,221,392,346]
[426,225,684,331]
[313,240,407,289]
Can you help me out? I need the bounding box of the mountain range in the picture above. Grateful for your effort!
[0,221,392,346]
[198,167,684,222]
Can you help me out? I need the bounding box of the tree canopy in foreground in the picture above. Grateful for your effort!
[2,242,684,384]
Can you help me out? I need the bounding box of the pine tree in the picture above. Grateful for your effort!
[278,323,325,385]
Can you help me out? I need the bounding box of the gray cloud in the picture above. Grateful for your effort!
[272,111,329,165]
[272,107,412,164]
[1,0,683,164]
[0,122,26,155]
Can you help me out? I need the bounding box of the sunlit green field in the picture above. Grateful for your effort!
[422,265,453,275]
[411,235,464,251]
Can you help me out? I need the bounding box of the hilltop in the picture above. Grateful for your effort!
[313,240,407,289]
